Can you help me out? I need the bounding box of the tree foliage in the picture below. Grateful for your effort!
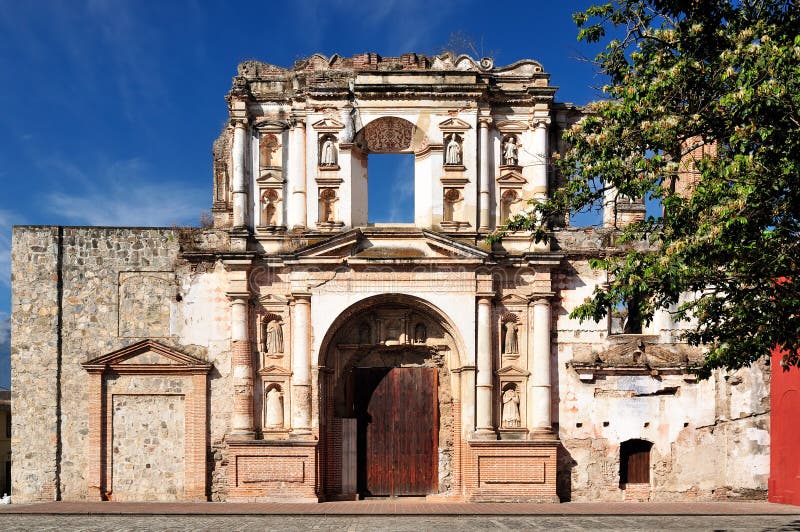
[501,0,800,377]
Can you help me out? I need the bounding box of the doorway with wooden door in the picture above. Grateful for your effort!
[354,366,438,497]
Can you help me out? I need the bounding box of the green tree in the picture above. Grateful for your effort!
[497,1,800,377]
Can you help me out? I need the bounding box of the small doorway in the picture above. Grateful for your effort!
[354,367,438,497]
[620,439,652,485]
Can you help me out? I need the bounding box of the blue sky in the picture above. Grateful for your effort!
[0,0,607,388]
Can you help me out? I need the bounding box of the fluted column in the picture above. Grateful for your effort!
[475,296,495,437]
[232,119,248,228]
[289,115,307,230]
[532,117,550,199]
[530,297,554,437]
[229,296,255,439]
[478,115,493,232]
[291,293,312,436]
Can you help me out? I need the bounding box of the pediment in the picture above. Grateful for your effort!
[259,364,292,376]
[572,339,698,370]
[291,229,489,263]
[312,117,345,132]
[500,293,529,306]
[258,293,290,304]
[497,169,527,186]
[495,120,529,134]
[253,119,289,132]
[438,117,472,132]
[82,340,212,374]
[496,365,530,377]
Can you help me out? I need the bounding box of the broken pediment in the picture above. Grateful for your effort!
[312,117,345,132]
[570,338,700,379]
[493,59,545,78]
[438,117,472,132]
[82,340,212,374]
[289,228,489,263]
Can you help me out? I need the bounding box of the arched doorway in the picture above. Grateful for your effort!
[317,294,464,499]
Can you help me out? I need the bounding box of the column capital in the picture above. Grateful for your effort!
[290,113,307,128]
[231,116,249,128]
[478,116,493,128]
[531,116,551,129]
[290,292,312,303]
[529,293,555,306]
[477,294,494,304]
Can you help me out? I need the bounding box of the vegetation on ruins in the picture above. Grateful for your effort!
[494,1,800,377]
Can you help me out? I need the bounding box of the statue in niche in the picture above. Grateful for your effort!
[319,188,337,223]
[261,189,279,226]
[504,320,519,354]
[264,319,284,354]
[414,323,427,344]
[503,136,519,166]
[265,386,284,429]
[358,322,371,344]
[445,134,462,165]
[443,188,461,222]
[502,385,521,428]
[386,319,401,342]
[320,136,337,166]
[260,134,280,168]
[500,189,518,222]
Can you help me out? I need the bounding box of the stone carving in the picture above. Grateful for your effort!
[264,319,284,354]
[503,320,519,354]
[319,188,338,223]
[361,117,414,152]
[320,136,337,166]
[260,134,280,168]
[502,385,521,428]
[503,136,519,166]
[260,189,280,226]
[500,189,519,222]
[265,386,284,429]
[445,134,462,165]
[414,322,427,344]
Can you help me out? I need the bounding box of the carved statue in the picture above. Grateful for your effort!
[503,136,519,165]
[445,135,461,165]
[414,323,427,343]
[261,189,279,226]
[502,386,521,428]
[320,137,337,166]
[504,321,519,354]
[265,319,283,353]
[319,189,337,223]
[443,188,460,222]
[265,386,284,429]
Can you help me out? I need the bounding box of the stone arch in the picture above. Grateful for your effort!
[317,293,466,498]
[352,116,430,154]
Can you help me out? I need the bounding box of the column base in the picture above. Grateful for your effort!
[473,428,498,440]
[227,440,318,501]
[530,427,558,440]
[229,430,256,440]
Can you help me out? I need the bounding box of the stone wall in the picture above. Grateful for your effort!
[11,226,231,503]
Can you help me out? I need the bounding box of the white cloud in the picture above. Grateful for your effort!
[43,157,207,227]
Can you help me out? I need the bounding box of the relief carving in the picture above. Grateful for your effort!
[361,117,414,152]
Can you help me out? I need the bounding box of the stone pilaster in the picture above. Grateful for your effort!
[226,258,255,440]
[531,116,550,198]
[289,114,307,230]
[478,114,493,232]
[475,295,495,438]
[232,118,249,228]
[291,293,312,436]
[530,296,555,438]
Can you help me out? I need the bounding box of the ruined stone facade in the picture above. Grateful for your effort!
[11,52,769,503]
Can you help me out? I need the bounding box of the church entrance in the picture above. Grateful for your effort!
[354,366,438,497]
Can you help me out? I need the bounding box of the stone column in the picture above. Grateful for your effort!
[478,116,493,232]
[532,117,550,199]
[530,297,554,437]
[291,293,312,436]
[229,295,255,439]
[475,296,495,437]
[232,119,248,228]
[290,115,307,230]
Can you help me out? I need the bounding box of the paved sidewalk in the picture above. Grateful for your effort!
[1,500,798,515]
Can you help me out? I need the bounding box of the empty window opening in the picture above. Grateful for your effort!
[620,439,652,485]
[368,154,415,223]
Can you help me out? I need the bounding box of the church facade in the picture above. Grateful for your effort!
[10,53,769,503]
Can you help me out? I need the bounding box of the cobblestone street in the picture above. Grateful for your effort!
[2,514,800,531]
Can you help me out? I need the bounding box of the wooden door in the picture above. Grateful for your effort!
[355,367,438,496]
[770,349,800,505]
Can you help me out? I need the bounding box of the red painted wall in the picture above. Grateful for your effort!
[770,348,800,505]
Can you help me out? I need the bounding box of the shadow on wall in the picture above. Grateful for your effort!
[557,442,576,502]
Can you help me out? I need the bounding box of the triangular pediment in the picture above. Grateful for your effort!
[312,117,345,132]
[259,365,292,376]
[82,340,212,374]
[496,365,530,377]
[500,293,529,306]
[495,120,529,133]
[291,229,489,263]
[438,117,472,132]
[497,170,527,186]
